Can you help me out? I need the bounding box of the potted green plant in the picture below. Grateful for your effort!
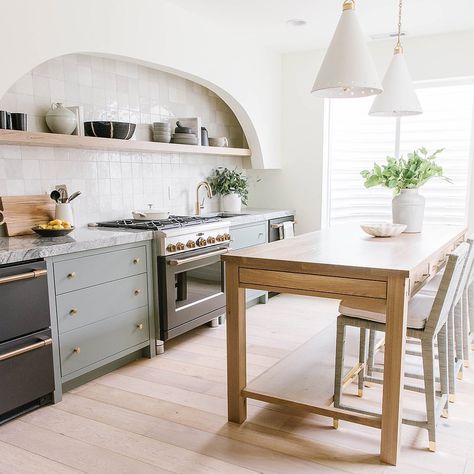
[208,167,248,213]
[360,148,450,232]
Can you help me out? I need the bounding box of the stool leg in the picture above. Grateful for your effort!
[422,338,437,452]
[438,324,449,419]
[367,330,376,377]
[333,319,346,428]
[447,309,456,403]
[462,291,470,367]
[454,302,464,380]
[358,329,368,397]
[469,283,474,350]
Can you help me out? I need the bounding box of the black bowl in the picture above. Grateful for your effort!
[84,121,136,140]
[32,226,75,237]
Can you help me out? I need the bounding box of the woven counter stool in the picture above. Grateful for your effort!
[333,243,468,452]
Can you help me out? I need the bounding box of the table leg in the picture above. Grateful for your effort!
[225,262,247,423]
[380,274,409,465]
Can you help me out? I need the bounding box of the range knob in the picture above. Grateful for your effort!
[223,233,231,241]
[207,236,216,244]
[166,243,177,253]
[216,234,224,242]
[186,240,196,249]
[196,237,207,247]
[176,242,185,251]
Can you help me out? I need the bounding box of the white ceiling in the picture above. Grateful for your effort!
[172,0,474,52]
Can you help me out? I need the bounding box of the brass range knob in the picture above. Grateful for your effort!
[223,233,231,241]
[73,347,81,354]
[216,234,224,242]
[166,243,177,253]
[134,289,142,296]
[207,236,216,244]
[186,240,196,249]
[69,308,78,316]
[196,237,207,247]
[176,242,185,251]
[67,272,76,279]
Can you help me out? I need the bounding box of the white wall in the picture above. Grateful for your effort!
[248,30,474,233]
[0,0,282,169]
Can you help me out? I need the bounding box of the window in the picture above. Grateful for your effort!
[325,81,474,227]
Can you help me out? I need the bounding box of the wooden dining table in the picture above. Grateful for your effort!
[222,224,466,465]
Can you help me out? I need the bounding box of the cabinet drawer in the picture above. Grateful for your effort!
[231,222,267,250]
[56,273,148,333]
[54,246,147,294]
[60,307,149,377]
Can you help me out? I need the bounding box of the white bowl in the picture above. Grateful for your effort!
[360,222,407,238]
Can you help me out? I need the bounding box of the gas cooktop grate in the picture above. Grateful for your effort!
[96,215,222,230]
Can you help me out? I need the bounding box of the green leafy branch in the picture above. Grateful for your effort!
[208,167,250,205]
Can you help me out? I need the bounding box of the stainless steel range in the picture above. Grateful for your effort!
[97,216,231,344]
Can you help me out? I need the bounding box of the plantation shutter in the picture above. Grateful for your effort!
[327,82,474,226]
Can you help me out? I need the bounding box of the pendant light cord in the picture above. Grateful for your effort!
[395,0,403,53]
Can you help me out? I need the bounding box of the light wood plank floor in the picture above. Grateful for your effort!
[1,294,474,474]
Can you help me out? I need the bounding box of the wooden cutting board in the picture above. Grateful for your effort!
[0,195,55,236]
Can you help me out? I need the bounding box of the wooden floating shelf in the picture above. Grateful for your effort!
[0,130,252,158]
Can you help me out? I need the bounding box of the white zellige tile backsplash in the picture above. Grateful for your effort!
[0,54,246,226]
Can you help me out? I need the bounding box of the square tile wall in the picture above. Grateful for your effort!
[0,54,246,226]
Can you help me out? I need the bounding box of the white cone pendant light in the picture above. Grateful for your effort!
[312,0,382,98]
[369,0,422,116]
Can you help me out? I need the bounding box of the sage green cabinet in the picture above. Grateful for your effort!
[48,241,155,392]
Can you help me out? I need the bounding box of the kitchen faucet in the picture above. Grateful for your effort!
[195,181,213,215]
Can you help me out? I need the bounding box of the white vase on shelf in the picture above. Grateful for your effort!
[45,103,77,135]
[392,188,425,233]
[220,193,241,213]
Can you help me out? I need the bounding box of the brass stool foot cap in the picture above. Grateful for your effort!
[441,409,449,419]
[358,389,363,397]
[429,442,436,452]
[333,419,339,430]
[449,394,456,403]
[464,360,470,368]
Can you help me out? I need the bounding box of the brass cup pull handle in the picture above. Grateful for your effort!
[133,258,140,264]
[73,347,81,354]
[134,289,142,296]
[69,308,78,316]
[137,323,144,330]
[67,272,76,279]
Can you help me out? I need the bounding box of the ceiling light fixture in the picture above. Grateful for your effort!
[286,19,307,27]
[369,0,422,116]
[311,0,382,98]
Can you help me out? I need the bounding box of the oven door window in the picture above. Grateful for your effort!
[175,261,223,310]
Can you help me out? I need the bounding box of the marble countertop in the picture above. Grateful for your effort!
[0,228,154,265]
[0,208,295,265]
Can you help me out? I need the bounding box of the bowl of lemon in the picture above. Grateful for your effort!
[32,219,74,237]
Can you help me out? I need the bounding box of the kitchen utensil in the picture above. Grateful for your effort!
[209,137,229,147]
[67,191,82,203]
[0,195,55,236]
[175,121,192,134]
[55,203,74,225]
[84,121,136,140]
[201,127,209,146]
[50,190,61,203]
[360,222,407,238]
[46,103,77,135]
[55,184,68,203]
[11,113,27,131]
[32,226,75,237]
[132,204,170,220]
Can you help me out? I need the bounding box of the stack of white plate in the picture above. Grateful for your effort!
[153,122,171,143]
[171,132,198,145]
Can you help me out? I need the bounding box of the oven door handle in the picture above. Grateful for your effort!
[0,337,53,362]
[0,268,47,285]
[167,248,229,266]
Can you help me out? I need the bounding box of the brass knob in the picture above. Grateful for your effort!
[186,240,196,248]
[69,308,78,316]
[196,238,207,247]
[216,234,224,242]
[73,347,81,354]
[67,272,76,279]
[137,323,144,330]
[166,243,177,253]
[223,233,231,241]
[133,258,140,264]
[134,289,142,295]
[176,242,185,251]
[207,236,216,244]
